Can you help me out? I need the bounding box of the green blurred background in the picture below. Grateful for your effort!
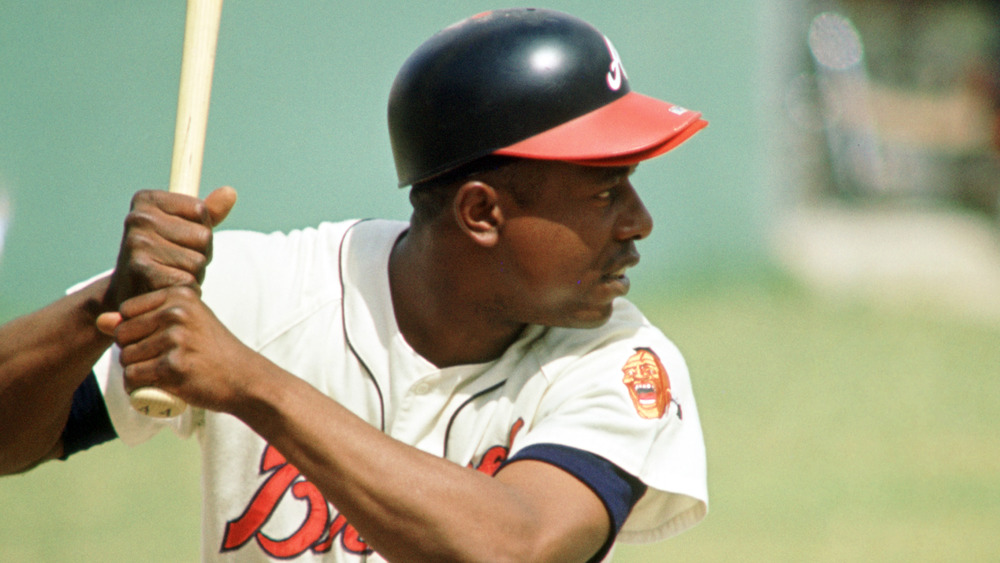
[0,0,774,314]
[3,1,1000,561]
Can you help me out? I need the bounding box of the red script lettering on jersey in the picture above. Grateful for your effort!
[220,445,372,558]
[222,418,525,557]
[469,418,524,475]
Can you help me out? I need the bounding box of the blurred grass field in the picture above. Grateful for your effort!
[2,274,998,562]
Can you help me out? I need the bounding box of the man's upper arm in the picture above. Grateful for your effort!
[495,444,647,562]
[0,372,109,473]
[494,459,609,562]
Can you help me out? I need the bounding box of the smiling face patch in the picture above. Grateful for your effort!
[621,347,671,419]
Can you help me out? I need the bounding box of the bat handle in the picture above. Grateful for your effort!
[130,388,188,419]
[129,0,223,418]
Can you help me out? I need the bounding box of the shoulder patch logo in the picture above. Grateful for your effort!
[621,347,672,419]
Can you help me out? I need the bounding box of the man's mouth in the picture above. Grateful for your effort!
[605,251,640,280]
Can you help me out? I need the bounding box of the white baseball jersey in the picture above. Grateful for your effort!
[90,219,707,562]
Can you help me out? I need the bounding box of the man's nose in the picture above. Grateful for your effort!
[616,186,654,241]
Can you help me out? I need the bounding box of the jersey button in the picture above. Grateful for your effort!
[412,382,432,395]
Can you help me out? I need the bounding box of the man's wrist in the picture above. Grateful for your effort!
[77,276,116,337]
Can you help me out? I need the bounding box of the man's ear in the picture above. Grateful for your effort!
[452,181,502,247]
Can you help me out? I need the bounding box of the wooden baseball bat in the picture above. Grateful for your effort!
[129,0,223,418]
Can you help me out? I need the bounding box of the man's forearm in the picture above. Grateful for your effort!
[0,276,114,474]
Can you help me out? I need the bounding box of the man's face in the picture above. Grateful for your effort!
[488,160,653,329]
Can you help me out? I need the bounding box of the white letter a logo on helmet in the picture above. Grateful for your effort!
[604,36,627,91]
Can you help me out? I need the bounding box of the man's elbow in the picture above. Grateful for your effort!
[0,434,64,476]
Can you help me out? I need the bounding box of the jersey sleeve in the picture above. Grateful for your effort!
[510,301,708,544]
[59,372,117,459]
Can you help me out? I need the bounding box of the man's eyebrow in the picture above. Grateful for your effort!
[593,164,638,181]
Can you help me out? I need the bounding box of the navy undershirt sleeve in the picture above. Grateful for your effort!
[58,372,117,460]
[502,443,647,562]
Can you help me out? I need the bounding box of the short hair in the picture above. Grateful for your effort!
[408,155,534,222]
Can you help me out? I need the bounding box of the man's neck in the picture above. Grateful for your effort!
[388,228,525,368]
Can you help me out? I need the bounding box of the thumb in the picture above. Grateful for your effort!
[204,186,238,227]
[96,311,123,336]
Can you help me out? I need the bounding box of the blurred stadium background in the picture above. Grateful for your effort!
[2,1,998,561]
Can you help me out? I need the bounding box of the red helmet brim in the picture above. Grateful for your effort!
[494,92,707,165]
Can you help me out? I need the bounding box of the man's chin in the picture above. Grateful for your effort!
[549,305,615,330]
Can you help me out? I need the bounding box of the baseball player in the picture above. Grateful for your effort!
[0,8,708,562]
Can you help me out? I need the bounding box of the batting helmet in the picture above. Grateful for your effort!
[388,8,707,187]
